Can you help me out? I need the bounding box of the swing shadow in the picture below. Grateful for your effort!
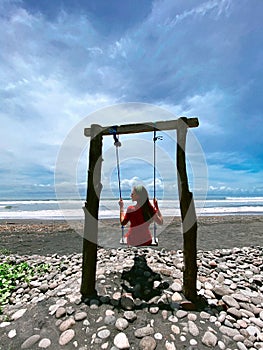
[82,253,224,314]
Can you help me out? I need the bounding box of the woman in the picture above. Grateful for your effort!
[119,185,163,246]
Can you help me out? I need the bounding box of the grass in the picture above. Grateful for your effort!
[0,248,12,255]
[0,260,51,314]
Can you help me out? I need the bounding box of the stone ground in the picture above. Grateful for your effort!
[0,216,263,350]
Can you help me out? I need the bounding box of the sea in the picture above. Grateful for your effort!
[1,196,263,220]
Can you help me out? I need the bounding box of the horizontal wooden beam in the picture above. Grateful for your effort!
[84,117,199,137]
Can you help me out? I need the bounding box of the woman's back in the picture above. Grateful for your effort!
[125,205,153,246]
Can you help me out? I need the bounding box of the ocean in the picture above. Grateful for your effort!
[1,196,263,220]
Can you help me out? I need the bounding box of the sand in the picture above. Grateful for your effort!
[0,215,262,256]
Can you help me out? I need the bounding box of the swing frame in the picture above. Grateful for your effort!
[80,117,199,303]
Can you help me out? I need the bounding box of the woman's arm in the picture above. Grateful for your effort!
[119,199,129,226]
[153,198,163,225]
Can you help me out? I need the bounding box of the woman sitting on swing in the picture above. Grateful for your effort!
[118,185,163,246]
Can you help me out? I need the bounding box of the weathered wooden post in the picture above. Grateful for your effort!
[80,124,103,299]
[177,117,198,302]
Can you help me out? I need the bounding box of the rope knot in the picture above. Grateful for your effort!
[109,126,122,147]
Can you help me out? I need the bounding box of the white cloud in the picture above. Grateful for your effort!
[1,0,263,199]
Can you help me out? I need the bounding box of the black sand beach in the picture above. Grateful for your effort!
[1,215,262,255]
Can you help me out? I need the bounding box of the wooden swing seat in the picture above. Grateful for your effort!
[119,237,158,246]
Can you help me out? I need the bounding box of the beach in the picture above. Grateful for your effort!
[1,215,263,350]
[1,215,262,255]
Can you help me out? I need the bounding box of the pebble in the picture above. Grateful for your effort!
[134,326,154,338]
[139,336,157,349]
[97,329,111,339]
[115,317,129,331]
[11,308,27,320]
[38,338,52,348]
[8,329,16,338]
[202,331,218,347]
[74,311,88,321]
[21,334,41,349]
[114,332,130,349]
[59,329,75,345]
[59,317,76,331]
[0,246,262,350]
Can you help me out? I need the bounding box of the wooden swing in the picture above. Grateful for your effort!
[80,118,199,303]
[110,126,162,246]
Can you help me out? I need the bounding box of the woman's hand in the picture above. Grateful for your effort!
[153,198,159,210]
[153,198,163,225]
[119,198,127,226]
[119,198,124,210]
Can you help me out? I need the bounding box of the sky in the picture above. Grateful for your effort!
[1,0,263,201]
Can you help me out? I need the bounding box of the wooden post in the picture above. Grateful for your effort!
[80,124,103,299]
[177,118,198,302]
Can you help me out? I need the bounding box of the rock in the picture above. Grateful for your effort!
[236,342,248,350]
[21,335,41,349]
[165,340,176,350]
[8,329,16,338]
[246,325,260,337]
[97,329,111,339]
[170,281,182,292]
[139,336,157,350]
[188,320,199,336]
[202,331,218,347]
[74,311,88,321]
[113,332,130,349]
[154,333,163,340]
[115,318,129,331]
[134,327,154,338]
[227,307,242,319]
[171,292,182,302]
[219,325,240,337]
[0,321,11,328]
[123,311,137,322]
[55,307,66,319]
[11,308,27,320]
[171,325,180,335]
[59,329,75,346]
[213,285,232,297]
[222,295,240,309]
[104,315,117,325]
[39,283,49,293]
[149,306,159,314]
[120,296,135,310]
[59,317,76,332]
[200,311,211,320]
[250,317,263,328]
[38,338,52,348]
[175,310,188,319]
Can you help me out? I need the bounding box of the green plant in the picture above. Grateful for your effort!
[0,261,51,314]
[0,248,12,255]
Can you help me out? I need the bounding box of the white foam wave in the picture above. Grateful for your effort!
[0,209,84,220]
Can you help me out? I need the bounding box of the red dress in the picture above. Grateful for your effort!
[124,205,157,246]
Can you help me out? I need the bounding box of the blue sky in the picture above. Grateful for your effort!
[1,0,263,200]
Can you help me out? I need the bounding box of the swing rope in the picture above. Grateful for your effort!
[110,127,125,243]
[153,129,162,244]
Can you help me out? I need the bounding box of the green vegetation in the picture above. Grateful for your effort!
[0,260,51,314]
[0,248,11,255]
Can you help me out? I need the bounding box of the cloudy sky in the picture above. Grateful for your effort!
[1,0,263,200]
